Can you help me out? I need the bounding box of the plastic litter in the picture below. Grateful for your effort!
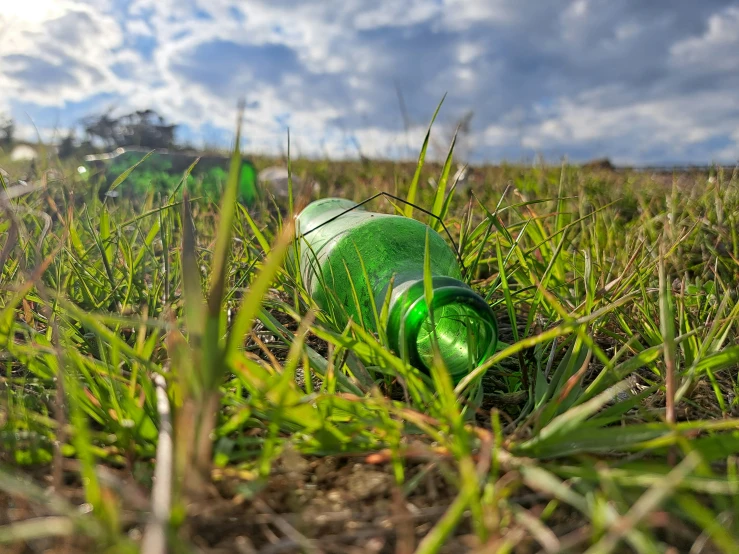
[80,147,259,205]
[295,197,498,380]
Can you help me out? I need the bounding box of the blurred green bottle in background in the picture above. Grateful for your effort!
[79,147,259,205]
[296,198,498,381]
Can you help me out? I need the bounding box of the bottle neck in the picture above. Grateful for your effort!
[383,274,498,380]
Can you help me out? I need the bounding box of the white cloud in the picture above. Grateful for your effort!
[522,87,739,164]
[441,0,515,29]
[670,6,739,72]
[0,0,68,25]
[352,0,440,30]
[570,0,588,17]
[457,42,484,64]
[0,2,129,108]
[125,18,154,36]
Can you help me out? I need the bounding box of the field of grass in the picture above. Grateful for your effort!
[1,119,738,553]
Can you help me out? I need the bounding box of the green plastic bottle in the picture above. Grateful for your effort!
[81,148,259,205]
[295,198,498,380]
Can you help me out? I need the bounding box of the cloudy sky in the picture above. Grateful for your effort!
[2,0,738,165]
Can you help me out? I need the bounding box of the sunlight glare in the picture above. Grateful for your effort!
[1,0,68,24]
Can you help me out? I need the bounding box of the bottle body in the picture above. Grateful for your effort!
[296,198,497,379]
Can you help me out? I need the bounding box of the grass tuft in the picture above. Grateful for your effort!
[0,125,738,552]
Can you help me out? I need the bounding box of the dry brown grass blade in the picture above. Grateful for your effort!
[659,243,677,465]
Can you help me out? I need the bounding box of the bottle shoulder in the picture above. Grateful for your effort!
[325,215,460,269]
[298,209,461,282]
[300,209,422,241]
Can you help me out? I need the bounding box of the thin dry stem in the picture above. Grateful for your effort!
[141,371,173,554]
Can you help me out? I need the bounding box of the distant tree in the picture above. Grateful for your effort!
[116,109,177,149]
[0,114,14,147]
[58,131,76,159]
[81,110,118,148]
[81,109,178,150]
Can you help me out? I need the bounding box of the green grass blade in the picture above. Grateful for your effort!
[107,150,155,193]
[225,222,295,359]
[404,94,446,218]
[430,129,458,231]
